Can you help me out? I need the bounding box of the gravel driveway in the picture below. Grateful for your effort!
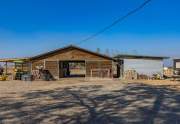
[0,79,179,124]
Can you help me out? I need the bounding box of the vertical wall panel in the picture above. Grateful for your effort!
[176,62,180,69]
[124,59,163,76]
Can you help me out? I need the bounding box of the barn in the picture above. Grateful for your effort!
[114,54,168,79]
[30,45,115,79]
[0,45,115,80]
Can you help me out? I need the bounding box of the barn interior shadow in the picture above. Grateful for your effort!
[0,83,179,124]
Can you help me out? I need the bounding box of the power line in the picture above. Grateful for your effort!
[75,0,152,45]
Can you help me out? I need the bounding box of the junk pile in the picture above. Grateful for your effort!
[32,69,54,81]
[172,70,180,81]
[124,69,162,80]
[0,66,7,81]
[0,75,8,81]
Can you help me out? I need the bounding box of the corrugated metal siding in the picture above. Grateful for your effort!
[124,59,163,76]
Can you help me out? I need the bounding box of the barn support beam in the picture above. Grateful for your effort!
[5,62,7,75]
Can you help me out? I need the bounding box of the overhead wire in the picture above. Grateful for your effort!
[74,0,152,45]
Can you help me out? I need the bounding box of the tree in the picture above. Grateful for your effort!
[105,49,110,56]
[96,48,101,53]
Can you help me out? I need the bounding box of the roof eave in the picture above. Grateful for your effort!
[114,55,169,60]
[29,45,115,61]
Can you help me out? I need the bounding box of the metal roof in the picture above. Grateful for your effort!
[114,54,169,60]
[0,58,30,63]
[174,59,180,61]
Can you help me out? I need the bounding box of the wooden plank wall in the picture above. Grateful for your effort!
[45,61,59,79]
[31,48,114,79]
[32,60,113,79]
[86,60,113,78]
[32,60,44,70]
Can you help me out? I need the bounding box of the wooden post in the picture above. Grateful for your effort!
[57,60,60,80]
[44,59,46,69]
[30,62,33,73]
[91,69,93,78]
[5,62,7,75]
[21,63,23,71]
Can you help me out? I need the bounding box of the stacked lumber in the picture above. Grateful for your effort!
[164,68,173,77]
[124,70,138,80]
[138,74,149,80]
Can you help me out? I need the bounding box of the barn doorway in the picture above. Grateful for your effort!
[59,61,86,78]
[116,60,124,78]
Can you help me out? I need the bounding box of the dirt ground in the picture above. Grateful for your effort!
[0,79,179,124]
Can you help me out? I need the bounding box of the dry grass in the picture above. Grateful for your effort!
[0,79,179,124]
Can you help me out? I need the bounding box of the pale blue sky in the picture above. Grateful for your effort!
[0,0,180,61]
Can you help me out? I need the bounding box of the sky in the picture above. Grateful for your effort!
[0,0,180,64]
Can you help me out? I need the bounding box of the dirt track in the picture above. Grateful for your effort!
[0,79,179,124]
